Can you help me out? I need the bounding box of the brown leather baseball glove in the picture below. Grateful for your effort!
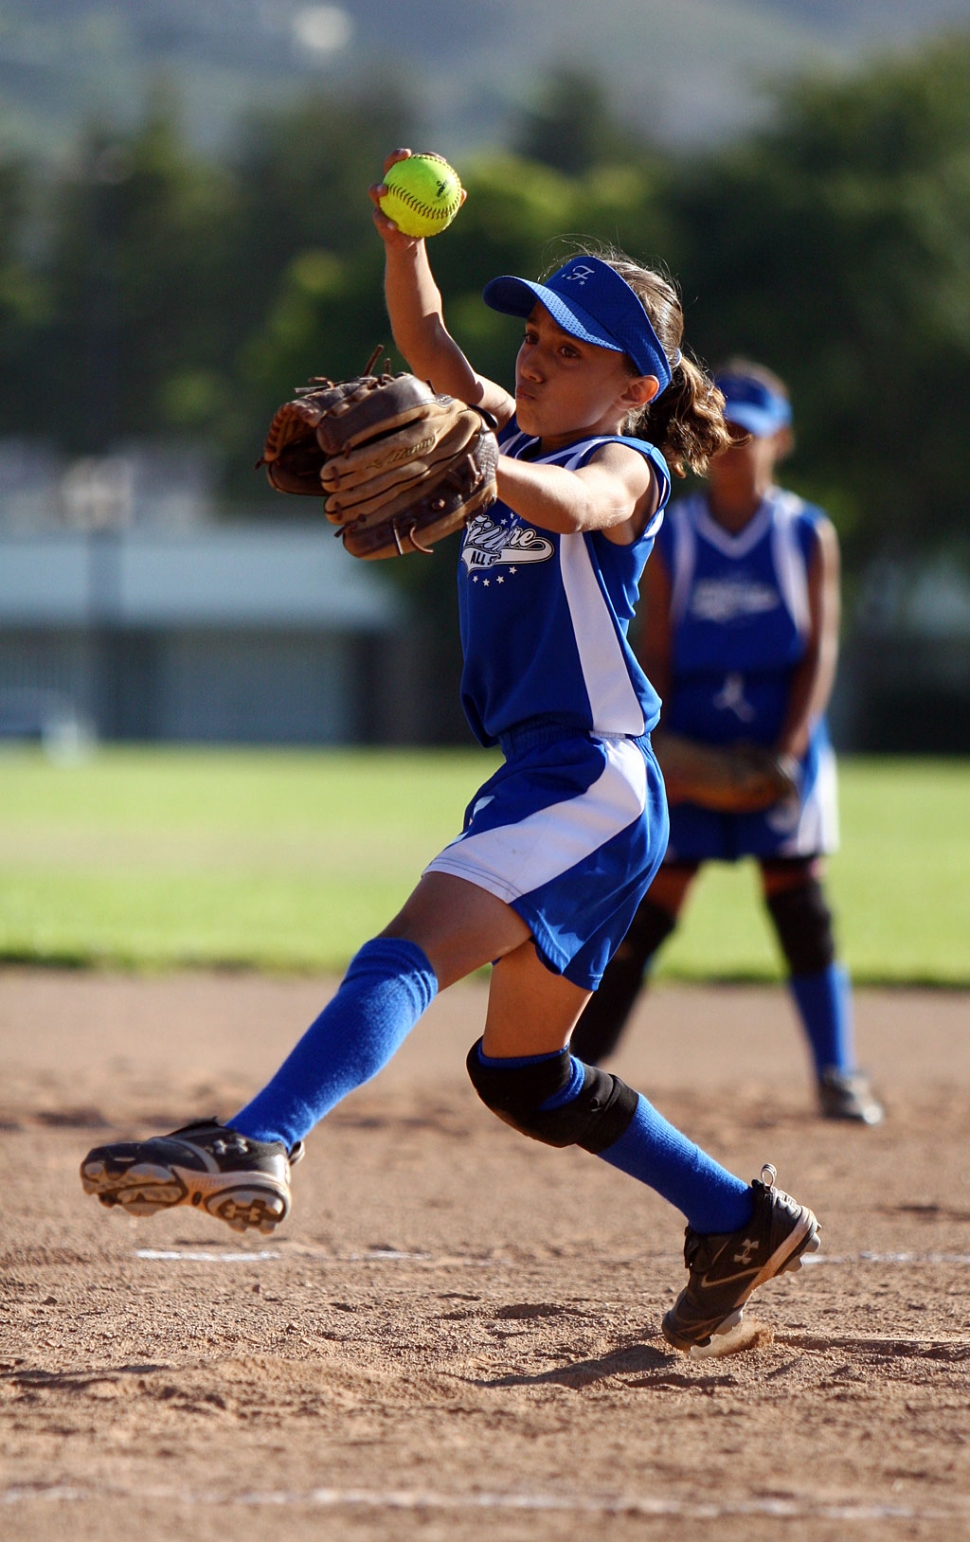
[259,371,498,559]
[653,729,801,812]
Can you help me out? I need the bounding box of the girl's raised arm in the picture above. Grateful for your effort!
[370,151,514,427]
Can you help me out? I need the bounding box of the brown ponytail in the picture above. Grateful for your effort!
[642,353,731,479]
[545,244,732,477]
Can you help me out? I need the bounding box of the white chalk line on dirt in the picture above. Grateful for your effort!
[774,1332,970,1354]
[3,1483,969,1521]
[802,1251,970,1266]
[135,1249,280,1263]
[134,1247,495,1267]
[133,1247,970,1268]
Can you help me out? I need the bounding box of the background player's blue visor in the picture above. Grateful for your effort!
[715,372,792,438]
[482,255,673,394]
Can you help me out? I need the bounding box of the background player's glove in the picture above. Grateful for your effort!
[260,370,499,559]
[654,730,801,813]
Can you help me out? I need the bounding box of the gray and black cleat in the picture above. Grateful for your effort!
[80,1120,304,1235]
[819,1068,884,1125]
[662,1164,820,1356]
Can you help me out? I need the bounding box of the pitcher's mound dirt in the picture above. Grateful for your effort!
[2,970,969,1541]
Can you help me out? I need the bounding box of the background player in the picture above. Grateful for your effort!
[570,361,883,1125]
[79,164,820,1356]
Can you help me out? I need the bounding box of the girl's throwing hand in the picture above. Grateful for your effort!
[368,148,467,247]
[369,148,416,246]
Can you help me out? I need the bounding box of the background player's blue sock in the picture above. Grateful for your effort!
[790,963,853,1078]
[232,937,437,1148]
[476,1047,753,1235]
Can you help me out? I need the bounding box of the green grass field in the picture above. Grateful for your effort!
[0,748,967,983]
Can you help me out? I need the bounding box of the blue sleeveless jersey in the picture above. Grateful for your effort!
[658,488,824,747]
[657,487,838,860]
[458,422,670,747]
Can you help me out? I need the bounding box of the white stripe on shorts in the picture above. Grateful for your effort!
[771,743,838,863]
[424,736,648,904]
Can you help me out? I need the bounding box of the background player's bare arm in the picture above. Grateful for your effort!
[637,549,673,717]
[776,519,840,760]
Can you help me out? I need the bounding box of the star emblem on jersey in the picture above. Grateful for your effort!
[460,511,554,575]
[713,671,755,722]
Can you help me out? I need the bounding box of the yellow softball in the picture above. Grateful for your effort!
[379,153,464,239]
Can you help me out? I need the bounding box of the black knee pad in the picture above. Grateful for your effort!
[466,1040,638,1155]
[765,878,835,976]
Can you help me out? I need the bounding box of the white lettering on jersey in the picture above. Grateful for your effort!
[713,672,756,722]
[460,512,554,573]
[689,576,780,624]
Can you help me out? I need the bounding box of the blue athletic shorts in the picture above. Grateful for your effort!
[424,721,669,991]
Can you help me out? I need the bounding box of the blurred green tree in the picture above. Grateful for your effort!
[225,86,415,335]
[0,155,50,432]
[43,98,236,451]
[5,41,970,577]
[513,69,640,177]
[666,34,970,561]
[217,84,417,496]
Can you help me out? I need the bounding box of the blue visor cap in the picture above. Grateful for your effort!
[482,255,673,394]
[715,371,792,438]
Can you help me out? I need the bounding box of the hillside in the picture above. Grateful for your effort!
[0,0,969,160]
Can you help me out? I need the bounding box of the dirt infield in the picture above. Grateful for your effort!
[2,969,970,1541]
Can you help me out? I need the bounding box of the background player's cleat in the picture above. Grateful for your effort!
[661,1164,820,1354]
[818,1068,884,1125]
[80,1120,304,1235]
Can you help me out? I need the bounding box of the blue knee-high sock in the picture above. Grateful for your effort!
[599,1095,753,1234]
[476,1047,753,1236]
[232,937,437,1148]
[790,963,853,1080]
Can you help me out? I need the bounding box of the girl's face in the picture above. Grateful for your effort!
[514,303,656,447]
[708,422,793,493]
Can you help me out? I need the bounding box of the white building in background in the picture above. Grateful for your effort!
[0,441,405,745]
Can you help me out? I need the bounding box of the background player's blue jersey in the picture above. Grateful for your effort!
[458,421,671,748]
[657,487,821,747]
[656,487,838,859]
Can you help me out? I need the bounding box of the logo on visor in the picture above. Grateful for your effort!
[562,263,596,285]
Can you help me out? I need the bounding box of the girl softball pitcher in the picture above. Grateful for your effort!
[570,361,883,1125]
[80,154,820,1355]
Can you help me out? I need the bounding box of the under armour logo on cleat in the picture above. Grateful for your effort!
[212,1136,247,1157]
[733,1239,759,1265]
